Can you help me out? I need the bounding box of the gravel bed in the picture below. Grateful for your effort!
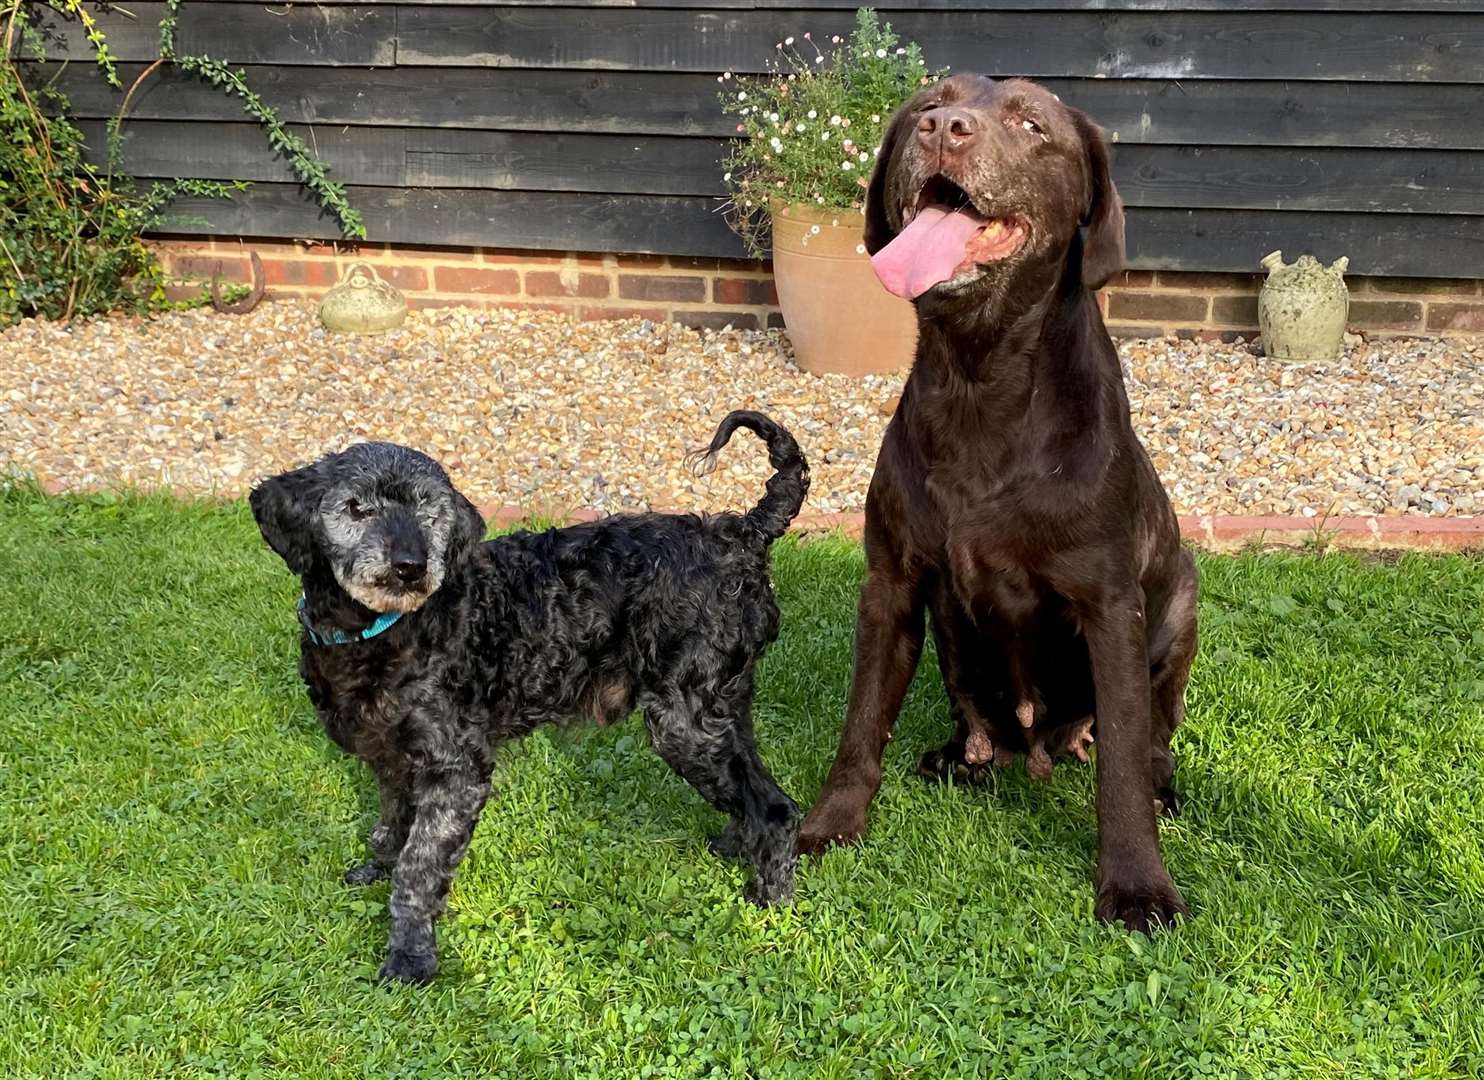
[2,301,1480,518]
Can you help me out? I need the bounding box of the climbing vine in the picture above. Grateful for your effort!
[156,0,364,239]
[0,0,361,326]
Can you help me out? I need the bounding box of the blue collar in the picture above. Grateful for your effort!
[297,594,404,647]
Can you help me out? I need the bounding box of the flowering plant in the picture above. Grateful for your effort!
[718,9,945,256]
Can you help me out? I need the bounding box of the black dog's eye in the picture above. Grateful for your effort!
[1014,116,1045,137]
[344,498,371,520]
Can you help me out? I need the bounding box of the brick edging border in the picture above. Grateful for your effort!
[478,506,1484,552]
[22,477,1482,551]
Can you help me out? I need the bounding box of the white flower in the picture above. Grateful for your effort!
[873,145,881,156]
[810,224,821,234]
[769,112,779,122]
[858,152,869,162]
[797,123,807,133]
[816,195,825,203]
[831,35,841,44]
[723,172,732,181]
[737,91,747,101]
[807,109,817,119]
[870,114,880,122]
[830,115,841,125]
[841,161,853,170]
[723,72,732,79]
[875,48,887,58]
[895,48,906,55]
[784,35,794,45]
[770,137,783,151]
[821,131,830,140]
[814,56,823,64]
[856,243,866,255]
[841,118,851,128]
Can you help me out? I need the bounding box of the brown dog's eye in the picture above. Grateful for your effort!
[1018,117,1044,136]
[345,498,371,520]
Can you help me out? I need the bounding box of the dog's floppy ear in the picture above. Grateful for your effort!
[249,461,325,576]
[1073,110,1126,290]
[863,103,915,256]
[444,489,487,569]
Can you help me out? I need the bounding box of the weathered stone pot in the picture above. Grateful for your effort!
[770,203,917,376]
[319,261,408,335]
[1258,250,1349,362]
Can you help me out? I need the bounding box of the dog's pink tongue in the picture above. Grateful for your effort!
[871,205,986,299]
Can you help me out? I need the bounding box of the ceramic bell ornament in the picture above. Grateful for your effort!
[1257,250,1350,362]
[319,262,408,334]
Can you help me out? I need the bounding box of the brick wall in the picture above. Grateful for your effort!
[154,237,1484,339]
[154,237,782,332]
[1099,270,1484,340]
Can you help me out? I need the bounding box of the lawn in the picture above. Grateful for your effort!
[2,484,1482,1079]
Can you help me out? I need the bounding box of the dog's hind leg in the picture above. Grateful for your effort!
[346,767,414,886]
[645,686,800,907]
[1148,551,1198,818]
[379,753,491,985]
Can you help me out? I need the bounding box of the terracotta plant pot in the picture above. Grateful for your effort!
[770,202,917,376]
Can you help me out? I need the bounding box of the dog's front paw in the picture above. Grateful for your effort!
[344,862,390,886]
[1095,871,1188,935]
[378,947,438,985]
[797,791,869,856]
[744,875,795,908]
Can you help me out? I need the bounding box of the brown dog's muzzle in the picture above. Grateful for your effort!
[916,107,980,158]
[873,111,1030,302]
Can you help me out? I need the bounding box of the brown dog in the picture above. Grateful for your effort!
[797,75,1198,932]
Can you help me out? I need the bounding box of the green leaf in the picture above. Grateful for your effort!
[1267,594,1300,617]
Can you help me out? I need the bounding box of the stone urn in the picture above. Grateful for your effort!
[319,262,407,334]
[1257,250,1349,362]
[769,202,917,376]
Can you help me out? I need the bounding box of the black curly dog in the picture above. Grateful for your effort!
[250,411,808,984]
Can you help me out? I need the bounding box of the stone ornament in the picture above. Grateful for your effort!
[319,261,408,335]
[1258,250,1350,362]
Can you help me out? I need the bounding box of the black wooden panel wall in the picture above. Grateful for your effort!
[27,1,1484,275]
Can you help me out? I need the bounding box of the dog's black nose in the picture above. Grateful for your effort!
[917,107,978,151]
[392,557,426,584]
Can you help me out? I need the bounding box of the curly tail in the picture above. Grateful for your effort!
[687,410,810,543]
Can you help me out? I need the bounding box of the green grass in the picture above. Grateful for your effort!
[2,484,1482,1079]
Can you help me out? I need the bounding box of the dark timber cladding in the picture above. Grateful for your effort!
[30,1,1484,276]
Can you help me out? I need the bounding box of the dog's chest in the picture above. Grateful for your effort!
[946,537,1045,629]
[301,647,414,764]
